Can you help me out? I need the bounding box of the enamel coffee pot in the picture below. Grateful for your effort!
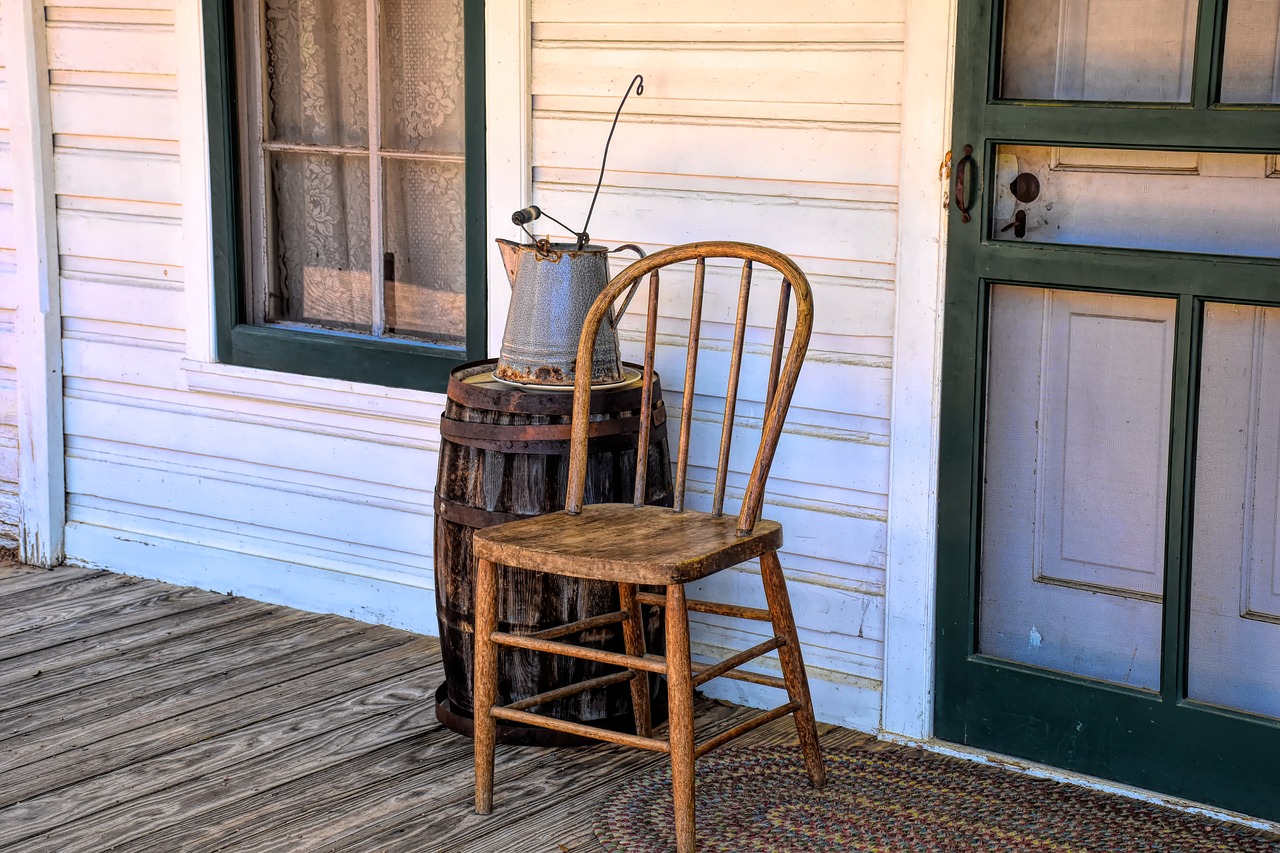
[495,216,645,387]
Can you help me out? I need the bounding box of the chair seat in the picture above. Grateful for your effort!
[471,504,783,585]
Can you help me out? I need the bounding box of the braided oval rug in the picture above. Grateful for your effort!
[593,746,1280,853]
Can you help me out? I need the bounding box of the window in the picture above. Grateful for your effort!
[204,0,485,391]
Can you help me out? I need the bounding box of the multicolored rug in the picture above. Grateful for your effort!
[594,746,1280,852]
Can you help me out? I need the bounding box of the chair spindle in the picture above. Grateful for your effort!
[673,258,705,513]
[713,260,753,517]
[632,270,661,507]
[766,279,791,415]
[756,279,792,523]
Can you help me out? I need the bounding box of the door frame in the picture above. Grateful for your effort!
[935,0,1280,821]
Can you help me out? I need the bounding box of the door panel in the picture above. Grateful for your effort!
[1190,303,1280,720]
[1220,0,1280,104]
[991,146,1280,258]
[979,286,1171,688]
[1000,0,1196,102]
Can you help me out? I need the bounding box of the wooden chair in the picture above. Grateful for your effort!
[471,241,826,852]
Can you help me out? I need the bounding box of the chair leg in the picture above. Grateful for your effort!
[665,583,697,853]
[759,549,826,788]
[618,582,652,737]
[473,557,499,814]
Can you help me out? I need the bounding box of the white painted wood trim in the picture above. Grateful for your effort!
[178,0,531,369]
[881,0,958,739]
[5,0,66,567]
[485,0,531,355]
[176,0,216,363]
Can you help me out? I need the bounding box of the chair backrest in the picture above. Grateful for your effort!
[564,241,814,535]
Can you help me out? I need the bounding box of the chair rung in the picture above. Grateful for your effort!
[490,705,671,753]
[490,631,668,674]
[695,701,799,759]
[506,670,638,712]
[692,637,784,688]
[528,610,627,641]
[719,668,789,691]
[634,591,773,622]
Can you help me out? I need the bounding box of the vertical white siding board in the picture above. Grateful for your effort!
[3,0,65,565]
[882,0,958,739]
[484,0,531,355]
[176,0,214,360]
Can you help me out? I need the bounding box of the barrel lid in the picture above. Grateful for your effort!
[447,359,656,415]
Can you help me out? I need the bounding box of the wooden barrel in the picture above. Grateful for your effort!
[434,360,672,745]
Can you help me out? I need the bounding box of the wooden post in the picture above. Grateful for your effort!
[760,549,825,787]
[618,582,653,737]
[473,558,499,813]
[665,583,696,852]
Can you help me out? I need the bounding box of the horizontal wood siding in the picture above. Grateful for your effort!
[52,0,903,731]
[50,0,443,630]
[529,0,902,728]
[0,7,21,544]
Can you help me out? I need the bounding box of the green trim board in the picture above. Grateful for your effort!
[936,0,1280,822]
[202,0,488,393]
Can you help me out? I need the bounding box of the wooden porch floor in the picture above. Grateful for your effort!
[0,561,867,852]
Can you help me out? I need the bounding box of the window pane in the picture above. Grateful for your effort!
[1220,0,1280,104]
[268,152,373,331]
[264,0,369,147]
[1189,303,1280,721]
[381,0,465,154]
[1000,0,1196,102]
[382,157,466,344]
[991,145,1280,259]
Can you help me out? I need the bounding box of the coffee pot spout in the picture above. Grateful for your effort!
[495,238,523,290]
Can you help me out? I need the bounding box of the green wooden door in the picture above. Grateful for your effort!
[936,0,1280,820]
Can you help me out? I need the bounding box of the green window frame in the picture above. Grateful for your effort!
[201,0,486,393]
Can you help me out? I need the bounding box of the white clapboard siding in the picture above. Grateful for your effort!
[530,0,902,726]
[34,0,911,733]
[0,8,19,545]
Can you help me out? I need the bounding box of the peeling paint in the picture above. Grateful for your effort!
[1029,625,1042,651]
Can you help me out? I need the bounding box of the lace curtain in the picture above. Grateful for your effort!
[381,0,466,342]
[258,0,465,341]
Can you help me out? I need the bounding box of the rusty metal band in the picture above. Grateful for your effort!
[440,419,668,456]
[440,401,665,443]
[435,494,529,529]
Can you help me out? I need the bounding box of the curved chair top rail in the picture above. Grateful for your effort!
[564,241,815,535]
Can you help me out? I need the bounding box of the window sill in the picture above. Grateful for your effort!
[181,356,451,424]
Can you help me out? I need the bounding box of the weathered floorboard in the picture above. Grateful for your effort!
[0,598,262,691]
[0,660,442,848]
[0,583,219,663]
[0,618,407,773]
[0,562,871,853]
[0,603,283,709]
[0,639,438,807]
[0,564,104,597]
